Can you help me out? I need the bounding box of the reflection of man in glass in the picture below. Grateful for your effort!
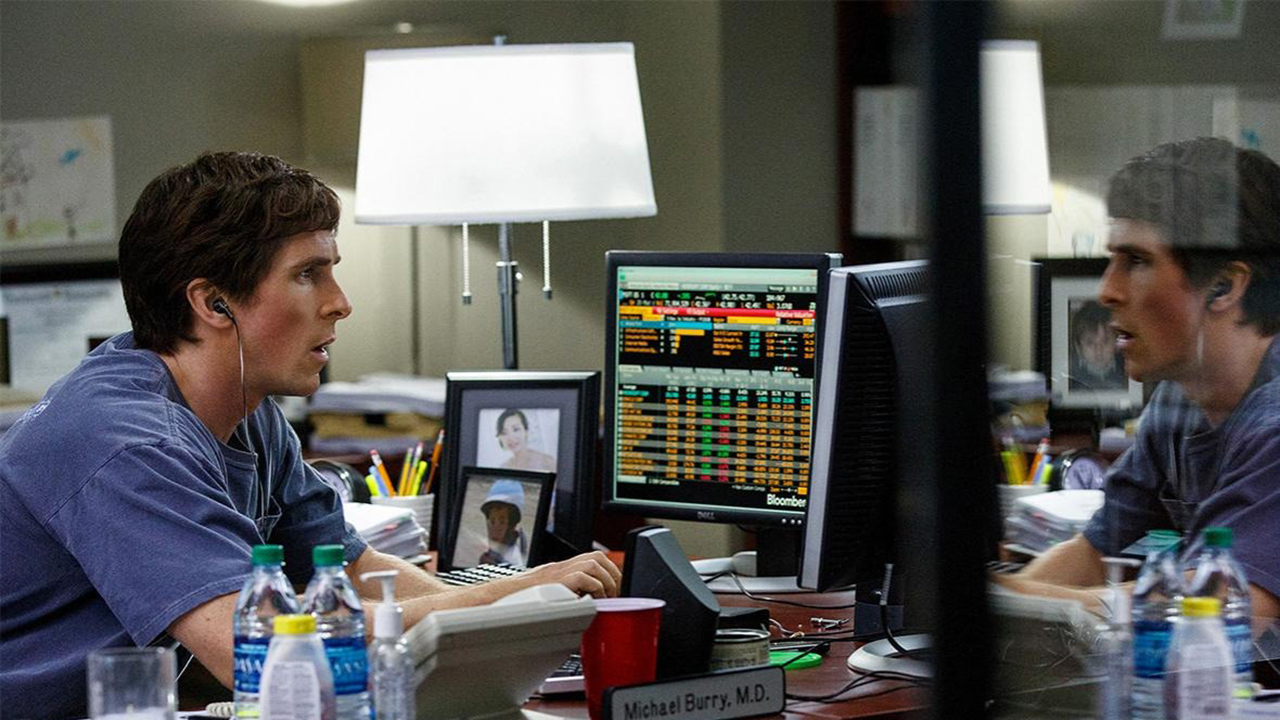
[1000,138,1280,628]
[479,480,528,566]
[1068,300,1128,390]
[496,409,556,472]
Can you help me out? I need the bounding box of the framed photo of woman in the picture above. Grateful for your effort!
[438,371,600,560]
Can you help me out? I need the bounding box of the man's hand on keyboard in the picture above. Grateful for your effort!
[524,551,622,599]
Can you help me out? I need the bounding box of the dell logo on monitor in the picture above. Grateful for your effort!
[696,511,718,521]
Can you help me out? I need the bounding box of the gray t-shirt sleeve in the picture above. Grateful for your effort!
[45,442,256,647]
[1083,396,1178,556]
[264,417,367,584]
[1193,423,1280,601]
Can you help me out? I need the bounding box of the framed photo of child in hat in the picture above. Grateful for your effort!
[441,467,555,571]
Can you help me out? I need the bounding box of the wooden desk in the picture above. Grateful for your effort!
[525,589,930,720]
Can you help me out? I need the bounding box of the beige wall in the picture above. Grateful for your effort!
[0,0,839,559]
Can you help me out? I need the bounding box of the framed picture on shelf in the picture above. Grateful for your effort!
[1034,258,1143,412]
[438,371,600,559]
[440,466,555,571]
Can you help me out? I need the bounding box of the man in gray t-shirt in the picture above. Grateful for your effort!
[1004,138,1280,627]
[0,152,621,719]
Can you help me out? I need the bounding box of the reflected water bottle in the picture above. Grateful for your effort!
[1131,530,1183,720]
[1163,597,1233,720]
[1187,526,1253,698]
[234,544,301,719]
[302,545,371,720]
[1096,558,1133,720]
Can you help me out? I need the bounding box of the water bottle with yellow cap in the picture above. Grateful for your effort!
[1163,596,1233,719]
[259,613,337,720]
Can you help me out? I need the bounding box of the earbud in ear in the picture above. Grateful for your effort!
[212,298,234,320]
[1204,281,1230,310]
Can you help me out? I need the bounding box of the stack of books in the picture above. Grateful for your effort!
[1003,489,1104,556]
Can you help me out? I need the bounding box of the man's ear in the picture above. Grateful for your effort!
[185,279,234,329]
[1206,261,1252,312]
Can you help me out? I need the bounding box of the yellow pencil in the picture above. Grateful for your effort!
[397,448,414,495]
[365,474,381,498]
[409,460,428,495]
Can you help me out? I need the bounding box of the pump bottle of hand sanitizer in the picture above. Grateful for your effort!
[360,570,416,720]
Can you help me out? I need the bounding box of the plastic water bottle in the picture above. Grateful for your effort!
[1095,558,1133,720]
[260,614,337,720]
[1132,530,1184,720]
[360,570,415,720]
[302,545,371,720]
[1163,597,1233,719]
[1187,526,1253,698]
[234,544,301,719]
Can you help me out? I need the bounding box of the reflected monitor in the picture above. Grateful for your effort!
[601,251,841,586]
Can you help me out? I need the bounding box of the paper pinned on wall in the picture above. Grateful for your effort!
[0,116,116,249]
[1214,95,1280,160]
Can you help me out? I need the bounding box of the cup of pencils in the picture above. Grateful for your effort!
[365,434,442,545]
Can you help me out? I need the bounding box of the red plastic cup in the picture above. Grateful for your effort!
[580,597,665,720]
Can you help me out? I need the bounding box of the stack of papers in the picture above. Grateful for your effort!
[311,373,446,415]
[308,374,445,455]
[1004,489,1104,555]
[342,501,428,559]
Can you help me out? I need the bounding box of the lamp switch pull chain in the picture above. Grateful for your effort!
[460,223,473,305]
[542,220,553,300]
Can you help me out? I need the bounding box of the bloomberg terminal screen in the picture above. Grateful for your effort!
[610,265,817,519]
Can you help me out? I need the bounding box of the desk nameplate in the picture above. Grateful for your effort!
[603,666,785,720]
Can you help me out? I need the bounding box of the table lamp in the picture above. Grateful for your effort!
[980,40,1050,215]
[354,41,657,369]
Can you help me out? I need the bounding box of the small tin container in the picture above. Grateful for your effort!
[708,628,770,671]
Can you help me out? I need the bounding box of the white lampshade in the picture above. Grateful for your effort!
[981,40,1051,215]
[355,42,657,225]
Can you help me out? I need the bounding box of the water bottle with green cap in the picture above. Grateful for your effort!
[302,544,370,720]
[233,544,300,719]
[1132,529,1184,720]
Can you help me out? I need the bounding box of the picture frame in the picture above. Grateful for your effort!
[440,466,555,571]
[438,370,600,560]
[1034,258,1143,411]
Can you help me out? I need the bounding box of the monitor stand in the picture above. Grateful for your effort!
[846,633,933,679]
[691,528,817,595]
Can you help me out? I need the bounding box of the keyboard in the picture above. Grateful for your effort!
[539,653,585,695]
[436,563,526,586]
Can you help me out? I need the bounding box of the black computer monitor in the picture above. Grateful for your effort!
[798,260,930,593]
[601,251,841,578]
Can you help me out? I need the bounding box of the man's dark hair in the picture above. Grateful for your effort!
[496,408,529,436]
[1070,300,1111,349]
[118,151,341,353]
[1107,137,1280,335]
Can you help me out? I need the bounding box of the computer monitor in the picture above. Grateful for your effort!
[799,260,930,593]
[0,261,130,395]
[601,251,841,578]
